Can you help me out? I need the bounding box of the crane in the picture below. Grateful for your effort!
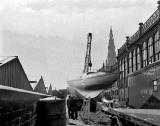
[83,33,92,73]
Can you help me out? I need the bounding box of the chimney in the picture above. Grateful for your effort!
[157,0,160,10]
[126,36,130,48]
[139,22,143,36]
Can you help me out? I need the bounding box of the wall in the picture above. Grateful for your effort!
[0,85,49,126]
[0,102,37,126]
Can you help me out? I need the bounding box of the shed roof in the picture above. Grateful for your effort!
[34,76,47,94]
[0,56,33,91]
[47,84,53,95]
[0,56,17,67]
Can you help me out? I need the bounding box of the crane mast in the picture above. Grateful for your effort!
[83,33,92,73]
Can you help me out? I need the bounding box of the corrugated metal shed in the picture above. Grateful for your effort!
[34,76,47,94]
[0,56,33,91]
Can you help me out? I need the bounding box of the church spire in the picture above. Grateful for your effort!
[98,27,117,71]
[107,26,116,66]
[110,26,113,39]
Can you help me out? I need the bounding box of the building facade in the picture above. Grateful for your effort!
[103,81,118,100]
[117,1,160,108]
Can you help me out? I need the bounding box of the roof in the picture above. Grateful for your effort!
[0,56,33,91]
[0,85,50,102]
[0,56,17,67]
[34,76,47,94]
[47,84,52,95]
[118,8,160,55]
[33,77,43,90]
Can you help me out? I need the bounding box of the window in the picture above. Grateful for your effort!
[142,42,147,67]
[119,60,121,71]
[124,56,128,75]
[154,31,160,61]
[133,49,136,72]
[148,37,153,64]
[119,60,122,79]
[137,48,141,70]
[129,52,132,73]
[122,58,124,78]
[153,80,158,92]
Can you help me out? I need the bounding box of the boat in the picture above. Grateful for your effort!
[67,70,119,91]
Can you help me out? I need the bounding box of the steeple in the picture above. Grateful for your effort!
[107,27,116,66]
[110,26,113,40]
[98,27,117,72]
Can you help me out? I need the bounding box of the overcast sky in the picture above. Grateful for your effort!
[0,0,157,89]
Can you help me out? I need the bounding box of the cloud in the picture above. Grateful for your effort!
[26,0,152,13]
[0,0,157,50]
[0,0,158,89]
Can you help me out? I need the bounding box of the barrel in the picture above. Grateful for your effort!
[36,97,66,126]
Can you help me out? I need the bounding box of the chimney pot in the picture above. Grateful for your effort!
[139,22,143,26]
[126,36,129,40]
[157,1,160,9]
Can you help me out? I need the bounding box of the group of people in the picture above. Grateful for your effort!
[67,96,83,120]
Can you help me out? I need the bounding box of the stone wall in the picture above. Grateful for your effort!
[0,102,37,126]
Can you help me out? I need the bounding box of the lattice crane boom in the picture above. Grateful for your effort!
[83,33,92,73]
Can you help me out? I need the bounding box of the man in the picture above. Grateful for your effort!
[67,95,71,118]
[70,96,78,120]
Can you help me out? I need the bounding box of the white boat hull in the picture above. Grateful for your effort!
[67,71,119,91]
